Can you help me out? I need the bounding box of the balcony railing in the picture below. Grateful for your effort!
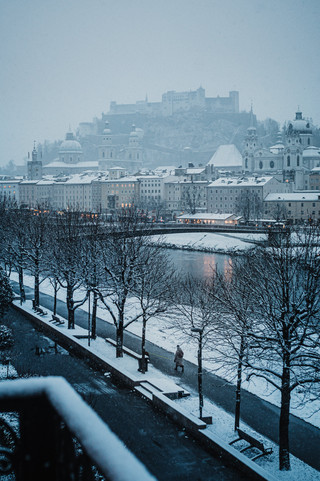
[0,376,157,481]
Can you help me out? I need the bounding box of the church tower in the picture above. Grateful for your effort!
[27,142,42,180]
[127,124,143,164]
[242,107,258,172]
[99,121,115,164]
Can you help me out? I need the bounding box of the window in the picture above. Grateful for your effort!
[270,161,274,168]
[287,155,291,167]
[297,155,300,167]
[259,161,263,169]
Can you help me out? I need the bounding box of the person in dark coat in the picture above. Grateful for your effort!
[174,345,184,372]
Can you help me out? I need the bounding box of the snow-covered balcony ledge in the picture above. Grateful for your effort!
[0,376,157,481]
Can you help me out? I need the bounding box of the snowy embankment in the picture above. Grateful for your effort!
[8,290,320,481]
[9,270,320,429]
[149,232,267,254]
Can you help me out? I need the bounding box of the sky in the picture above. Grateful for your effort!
[1,0,320,166]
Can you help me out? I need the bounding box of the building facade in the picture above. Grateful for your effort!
[109,87,239,116]
[207,176,289,215]
[264,193,320,224]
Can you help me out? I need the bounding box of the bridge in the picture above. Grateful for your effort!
[137,223,275,236]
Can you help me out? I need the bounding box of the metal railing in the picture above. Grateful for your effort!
[0,377,157,481]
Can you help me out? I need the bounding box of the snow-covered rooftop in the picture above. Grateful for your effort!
[207,145,242,167]
[186,168,205,174]
[208,176,273,187]
[65,174,99,184]
[177,213,237,220]
[303,146,320,158]
[44,161,99,168]
[265,192,320,202]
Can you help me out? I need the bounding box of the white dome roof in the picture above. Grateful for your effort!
[291,120,312,132]
[59,139,82,152]
[288,111,312,133]
[59,132,82,153]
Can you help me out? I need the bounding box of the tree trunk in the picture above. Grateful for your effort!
[34,264,40,307]
[91,291,98,339]
[234,334,245,431]
[66,284,74,329]
[116,322,123,358]
[279,364,291,470]
[140,316,147,374]
[53,281,57,315]
[18,266,25,303]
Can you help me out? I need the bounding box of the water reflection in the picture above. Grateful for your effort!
[165,249,231,280]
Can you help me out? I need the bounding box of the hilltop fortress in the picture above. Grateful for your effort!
[108,87,239,116]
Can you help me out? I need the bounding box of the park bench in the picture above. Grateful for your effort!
[35,306,48,316]
[32,300,47,315]
[105,337,149,371]
[229,428,273,461]
[105,338,142,360]
[35,342,59,356]
[51,314,65,325]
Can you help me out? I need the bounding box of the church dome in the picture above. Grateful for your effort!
[59,132,82,153]
[288,111,312,134]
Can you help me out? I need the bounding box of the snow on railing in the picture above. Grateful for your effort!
[0,376,157,481]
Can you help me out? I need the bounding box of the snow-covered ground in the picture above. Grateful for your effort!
[6,229,320,479]
[150,232,267,253]
[9,262,320,429]
[7,293,320,480]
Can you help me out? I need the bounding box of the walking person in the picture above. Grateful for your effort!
[174,345,184,373]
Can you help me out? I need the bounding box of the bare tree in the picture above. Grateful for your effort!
[81,214,105,340]
[269,202,288,222]
[23,211,51,307]
[172,275,218,419]
[181,182,202,214]
[6,210,29,303]
[235,190,262,223]
[238,227,320,470]
[132,245,175,372]
[50,212,87,329]
[96,214,152,357]
[210,258,256,431]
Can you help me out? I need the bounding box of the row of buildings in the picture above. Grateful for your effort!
[2,109,320,224]
[2,161,320,223]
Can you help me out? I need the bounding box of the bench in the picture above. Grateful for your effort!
[105,338,150,371]
[105,338,142,360]
[51,314,64,325]
[35,342,59,356]
[229,428,273,461]
[35,307,48,316]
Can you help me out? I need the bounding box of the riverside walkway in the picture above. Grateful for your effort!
[10,280,320,473]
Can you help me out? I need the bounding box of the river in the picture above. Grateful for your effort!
[165,248,231,279]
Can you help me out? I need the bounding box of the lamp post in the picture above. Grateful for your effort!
[191,327,203,420]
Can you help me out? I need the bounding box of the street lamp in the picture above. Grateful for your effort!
[191,327,203,420]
